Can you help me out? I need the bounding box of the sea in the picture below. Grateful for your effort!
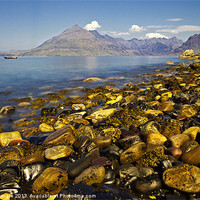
[0,56,186,108]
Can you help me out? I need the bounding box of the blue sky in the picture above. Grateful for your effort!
[0,0,200,51]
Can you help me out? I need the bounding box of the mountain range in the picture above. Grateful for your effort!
[1,25,200,56]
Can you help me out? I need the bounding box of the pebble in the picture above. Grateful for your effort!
[120,142,146,164]
[20,154,45,166]
[91,136,112,148]
[43,125,75,145]
[44,145,73,160]
[32,167,68,194]
[181,145,200,165]
[67,156,92,178]
[74,165,105,185]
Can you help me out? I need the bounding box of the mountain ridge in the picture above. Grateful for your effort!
[0,25,190,56]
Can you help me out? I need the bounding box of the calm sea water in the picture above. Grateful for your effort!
[0,56,184,107]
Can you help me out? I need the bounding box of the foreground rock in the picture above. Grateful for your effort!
[163,164,200,193]
[32,167,68,194]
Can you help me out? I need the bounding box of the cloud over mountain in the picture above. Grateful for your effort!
[84,21,101,31]
[129,25,146,32]
[145,33,169,39]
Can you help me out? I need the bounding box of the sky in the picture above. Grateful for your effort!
[0,0,200,51]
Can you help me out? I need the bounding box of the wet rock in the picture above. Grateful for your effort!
[8,139,30,147]
[166,147,182,159]
[0,106,15,114]
[92,136,112,148]
[41,107,57,117]
[83,77,102,82]
[101,145,121,160]
[75,125,94,139]
[100,128,121,143]
[21,127,40,138]
[158,101,174,112]
[53,159,71,171]
[140,121,161,135]
[120,142,146,164]
[180,105,197,118]
[133,174,162,193]
[162,120,182,138]
[74,165,105,186]
[181,145,200,165]
[163,164,200,193]
[119,135,142,150]
[27,135,48,145]
[0,146,22,164]
[72,104,85,111]
[73,135,90,152]
[179,49,195,59]
[146,132,167,147]
[20,154,45,166]
[0,160,19,170]
[54,118,70,130]
[144,109,163,116]
[165,134,190,148]
[165,62,174,65]
[44,145,73,160]
[18,102,31,107]
[39,123,54,132]
[0,131,22,146]
[85,146,100,161]
[159,159,173,173]
[182,126,200,141]
[32,167,68,194]
[92,157,112,167]
[67,157,92,179]
[137,145,167,168]
[180,141,199,154]
[85,108,118,124]
[43,125,75,145]
[22,162,49,182]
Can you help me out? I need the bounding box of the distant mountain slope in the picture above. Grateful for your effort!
[19,25,139,56]
[174,34,200,54]
[2,25,184,56]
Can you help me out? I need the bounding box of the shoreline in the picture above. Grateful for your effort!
[0,58,200,199]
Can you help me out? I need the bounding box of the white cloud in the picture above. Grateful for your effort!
[147,25,172,29]
[101,31,130,37]
[129,25,146,32]
[167,18,183,22]
[157,25,200,34]
[112,31,130,36]
[145,33,169,39]
[84,21,101,31]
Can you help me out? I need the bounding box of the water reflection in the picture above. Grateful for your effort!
[85,57,98,71]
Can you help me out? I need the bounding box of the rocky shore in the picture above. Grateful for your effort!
[0,53,200,199]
